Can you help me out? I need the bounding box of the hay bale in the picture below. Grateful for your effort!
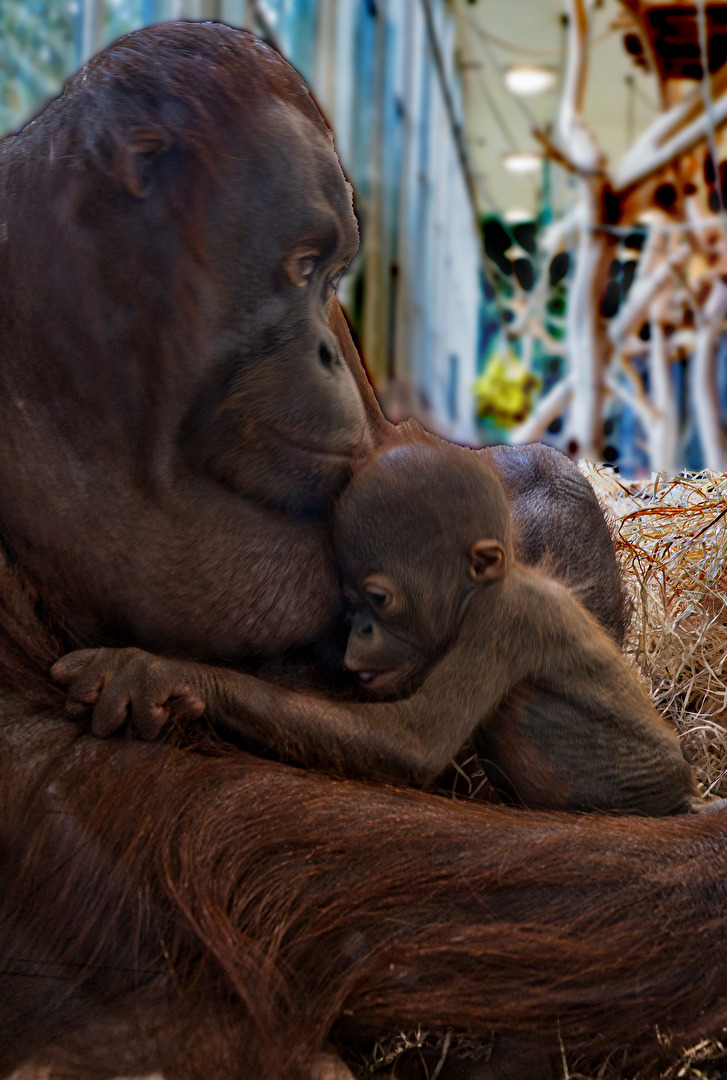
[582,463,727,797]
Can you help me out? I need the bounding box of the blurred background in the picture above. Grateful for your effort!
[3,0,727,474]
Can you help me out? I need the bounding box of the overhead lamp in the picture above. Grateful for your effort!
[503,151,542,174]
[504,65,557,96]
[503,207,534,224]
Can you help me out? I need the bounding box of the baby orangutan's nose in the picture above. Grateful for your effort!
[343,620,372,673]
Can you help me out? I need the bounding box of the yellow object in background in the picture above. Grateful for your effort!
[473,350,541,428]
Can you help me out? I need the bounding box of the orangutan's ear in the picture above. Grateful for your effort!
[118,128,172,199]
[467,540,507,583]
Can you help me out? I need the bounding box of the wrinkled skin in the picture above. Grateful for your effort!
[183,98,368,518]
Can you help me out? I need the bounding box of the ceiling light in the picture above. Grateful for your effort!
[503,207,534,224]
[503,152,542,174]
[504,65,557,96]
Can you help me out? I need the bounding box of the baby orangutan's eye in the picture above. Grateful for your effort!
[366,588,390,609]
[362,577,398,615]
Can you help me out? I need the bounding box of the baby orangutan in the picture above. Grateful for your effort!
[53,431,707,815]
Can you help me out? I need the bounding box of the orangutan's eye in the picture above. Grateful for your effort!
[297,256,317,281]
[284,248,320,287]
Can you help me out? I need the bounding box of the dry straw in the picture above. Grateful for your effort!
[581,463,727,798]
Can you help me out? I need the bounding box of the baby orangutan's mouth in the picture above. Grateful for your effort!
[355,669,401,691]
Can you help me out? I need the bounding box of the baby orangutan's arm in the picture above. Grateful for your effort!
[51,612,536,786]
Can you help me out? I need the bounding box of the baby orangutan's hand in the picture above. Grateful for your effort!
[51,647,207,740]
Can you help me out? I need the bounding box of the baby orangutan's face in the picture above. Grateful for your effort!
[342,573,433,699]
[339,540,505,700]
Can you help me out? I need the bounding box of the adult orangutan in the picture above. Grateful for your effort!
[2,21,727,1080]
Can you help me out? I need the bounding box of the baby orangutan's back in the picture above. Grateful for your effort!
[468,565,700,815]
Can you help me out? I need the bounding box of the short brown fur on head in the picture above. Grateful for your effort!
[335,422,514,574]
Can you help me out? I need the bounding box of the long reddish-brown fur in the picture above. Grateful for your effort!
[3,594,727,1078]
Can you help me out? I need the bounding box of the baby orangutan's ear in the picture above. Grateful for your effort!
[467,540,507,582]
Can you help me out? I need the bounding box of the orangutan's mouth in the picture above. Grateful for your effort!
[266,423,359,465]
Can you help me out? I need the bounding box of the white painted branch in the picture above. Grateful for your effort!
[560,0,587,138]
[558,0,603,174]
[666,328,697,353]
[613,83,727,192]
[564,184,612,458]
[553,2,611,459]
[511,205,583,338]
[647,309,679,473]
[608,242,688,346]
[604,368,656,431]
[690,279,727,470]
[606,227,663,347]
[508,375,574,445]
[684,195,727,273]
[541,203,584,250]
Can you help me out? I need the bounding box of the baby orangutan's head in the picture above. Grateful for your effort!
[334,426,513,698]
